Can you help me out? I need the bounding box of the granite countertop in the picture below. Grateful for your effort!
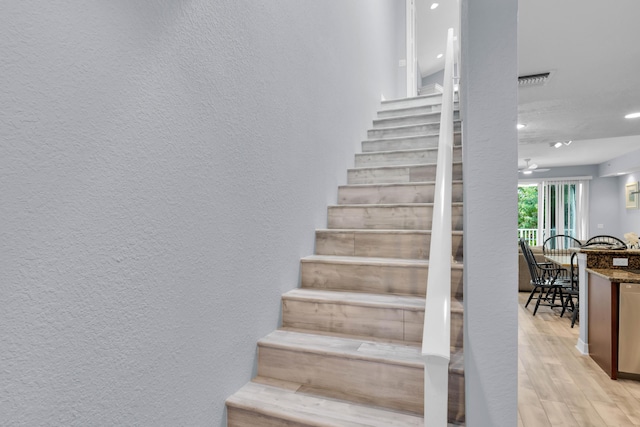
[586,268,640,284]
[579,248,640,254]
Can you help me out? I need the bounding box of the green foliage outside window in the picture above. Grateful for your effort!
[518,186,538,229]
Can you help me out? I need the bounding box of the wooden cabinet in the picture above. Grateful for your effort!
[588,273,619,379]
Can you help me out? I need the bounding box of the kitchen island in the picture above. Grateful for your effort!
[586,268,640,379]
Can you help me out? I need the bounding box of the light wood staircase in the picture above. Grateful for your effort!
[226,93,465,426]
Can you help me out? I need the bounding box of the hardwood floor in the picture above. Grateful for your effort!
[518,292,640,426]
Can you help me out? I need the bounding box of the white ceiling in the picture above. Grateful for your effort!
[416,0,640,172]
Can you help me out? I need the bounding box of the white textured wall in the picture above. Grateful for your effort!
[461,0,518,425]
[0,1,403,425]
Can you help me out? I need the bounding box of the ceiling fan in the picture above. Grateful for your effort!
[519,158,550,175]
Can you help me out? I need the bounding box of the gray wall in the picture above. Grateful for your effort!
[422,69,445,88]
[0,1,403,425]
[618,172,640,236]
[461,0,518,425]
[589,174,620,238]
[598,147,640,238]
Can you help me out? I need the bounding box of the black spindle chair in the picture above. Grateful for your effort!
[520,238,567,315]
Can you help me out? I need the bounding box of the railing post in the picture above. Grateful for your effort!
[424,356,450,427]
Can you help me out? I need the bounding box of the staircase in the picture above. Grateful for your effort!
[226,93,465,426]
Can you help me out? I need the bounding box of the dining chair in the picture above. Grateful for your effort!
[542,234,582,284]
[560,252,579,327]
[520,238,567,316]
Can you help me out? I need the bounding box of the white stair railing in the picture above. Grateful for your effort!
[422,27,456,427]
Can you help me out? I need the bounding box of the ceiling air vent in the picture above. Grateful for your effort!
[518,72,551,87]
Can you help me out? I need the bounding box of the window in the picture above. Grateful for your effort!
[518,178,590,246]
[518,184,539,245]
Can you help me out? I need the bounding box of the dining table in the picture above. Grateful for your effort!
[544,254,572,268]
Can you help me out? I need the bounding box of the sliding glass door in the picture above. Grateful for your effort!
[540,179,589,243]
[518,178,590,246]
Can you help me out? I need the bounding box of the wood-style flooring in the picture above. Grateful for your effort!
[518,292,640,426]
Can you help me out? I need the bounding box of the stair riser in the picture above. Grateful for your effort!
[362,133,461,152]
[347,163,463,185]
[257,346,465,419]
[367,121,461,139]
[377,104,442,119]
[372,111,460,129]
[354,146,462,168]
[379,95,442,111]
[282,299,463,347]
[282,300,415,342]
[258,346,422,414]
[301,261,463,299]
[338,182,463,204]
[376,102,459,119]
[372,114,437,129]
[315,231,463,261]
[327,205,464,231]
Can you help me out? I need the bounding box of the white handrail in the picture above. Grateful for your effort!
[422,28,456,427]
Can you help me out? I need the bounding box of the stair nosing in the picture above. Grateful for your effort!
[316,228,464,235]
[283,288,464,314]
[282,288,426,311]
[373,112,443,124]
[329,202,464,208]
[301,254,465,270]
[348,161,463,172]
[381,93,443,104]
[257,330,424,368]
[339,180,463,188]
[368,121,461,133]
[302,254,428,266]
[355,146,462,157]
[364,131,462,143]
[377,105,459,116]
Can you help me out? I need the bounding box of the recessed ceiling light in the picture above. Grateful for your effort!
[436,53,443,59]
[625,112,640,119]
[431,3,439,10]
[517,123,526,130]
[550,140,572,148]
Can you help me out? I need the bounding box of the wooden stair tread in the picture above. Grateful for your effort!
[283,288,464,313]
[339,180,463,188]
[368,120,460,131]
[330,202,464,208]
[372,114,443,127]
[302,254,465,269]
[283,288,425,311]
[259,329,465,372]
[227,381,424,427]
[316,228,464,236]
[259,329,424,367]
[349,161,463,172]
[355,147,457,156]
[381,93,442,103]
[364,132,462,142]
